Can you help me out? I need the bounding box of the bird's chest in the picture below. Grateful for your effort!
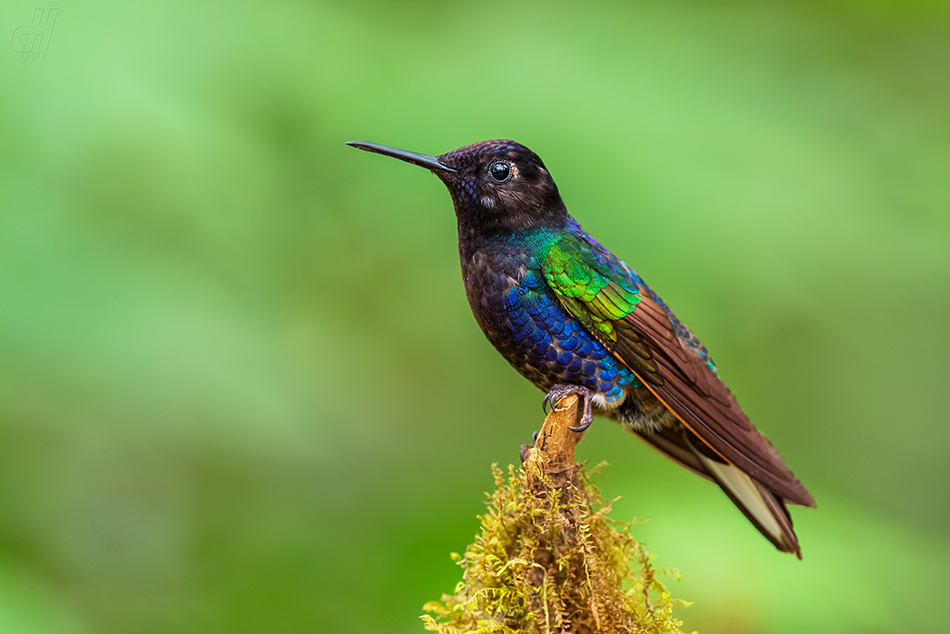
[461,250,548,367]
[460,248,624,395]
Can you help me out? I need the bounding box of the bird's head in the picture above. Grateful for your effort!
[347,139,568,238]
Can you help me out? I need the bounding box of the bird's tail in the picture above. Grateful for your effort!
[633,426,805,557]
[688,441,802,558]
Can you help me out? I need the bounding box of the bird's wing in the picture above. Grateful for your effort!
[542,234,814,507]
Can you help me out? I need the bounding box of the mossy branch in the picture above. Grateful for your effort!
[422,395,690,634]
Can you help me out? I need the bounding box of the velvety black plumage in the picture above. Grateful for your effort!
[347,139,815,557]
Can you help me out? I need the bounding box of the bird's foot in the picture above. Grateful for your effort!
[543,384,596,432]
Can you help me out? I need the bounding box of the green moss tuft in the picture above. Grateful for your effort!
[422,462,690,634]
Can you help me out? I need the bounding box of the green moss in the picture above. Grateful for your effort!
[422,463,690,634]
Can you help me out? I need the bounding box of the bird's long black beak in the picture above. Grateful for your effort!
[346,141,456,173]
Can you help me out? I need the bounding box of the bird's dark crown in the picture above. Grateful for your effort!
[436,140,568,240]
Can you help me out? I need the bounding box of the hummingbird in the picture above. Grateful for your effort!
[346,139,815,557]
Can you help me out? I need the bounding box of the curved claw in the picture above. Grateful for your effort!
[568,396,594,432]
[544,383,596,434]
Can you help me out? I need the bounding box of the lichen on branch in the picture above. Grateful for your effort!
[422,395,689,634]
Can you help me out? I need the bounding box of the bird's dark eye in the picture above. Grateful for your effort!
[489,161,511,182]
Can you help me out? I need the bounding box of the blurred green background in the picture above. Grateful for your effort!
[2,1,949,632]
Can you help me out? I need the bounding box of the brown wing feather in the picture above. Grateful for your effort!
[619,295,815,508]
